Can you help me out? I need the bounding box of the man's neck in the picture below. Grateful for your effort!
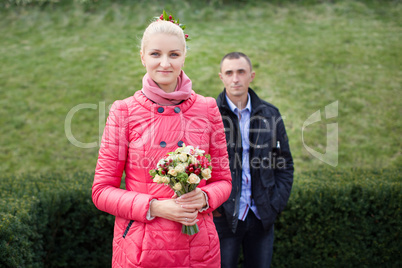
[227,95,248,110]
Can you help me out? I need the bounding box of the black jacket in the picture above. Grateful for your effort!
[216,88,294,232]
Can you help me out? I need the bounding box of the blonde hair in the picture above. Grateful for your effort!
[140,20,186,54]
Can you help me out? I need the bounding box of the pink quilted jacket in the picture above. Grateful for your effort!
[92,90,232,268]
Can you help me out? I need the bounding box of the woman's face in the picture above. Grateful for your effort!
[141,33,185,93]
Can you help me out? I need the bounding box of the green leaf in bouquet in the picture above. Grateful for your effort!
[176,172,188,182]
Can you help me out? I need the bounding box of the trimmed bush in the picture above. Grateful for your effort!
[0,173,114,267]
[273,168,402,267]
[0,201,37,268]
[0,169,400,267]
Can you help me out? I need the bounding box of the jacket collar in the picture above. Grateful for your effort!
[225,93,252,114]
[217,88,265,115]
[134,90,197,114]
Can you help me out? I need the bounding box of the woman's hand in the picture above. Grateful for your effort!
[175,188,207,211]
[150,199,199,226]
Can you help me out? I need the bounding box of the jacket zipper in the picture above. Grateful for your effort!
[122,220,134,238]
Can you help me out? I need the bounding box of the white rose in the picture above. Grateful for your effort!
[189,156,198,165]
[166,155,177,161]
[188,173,201,184]
[173,182,182,191]
[178,153,188,162]
[201,168,212,180]
[168,168,178,177]
[153,175,162,183]
[174,164,185,173]
[161,176,170,184]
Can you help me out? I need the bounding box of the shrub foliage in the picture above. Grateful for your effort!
[0,169,400,267]
[0,173,114,268]
[274,168,401,267]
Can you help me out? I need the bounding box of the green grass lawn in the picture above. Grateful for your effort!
[0,0,401,177]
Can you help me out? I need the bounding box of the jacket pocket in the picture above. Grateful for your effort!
[122,220,134,238]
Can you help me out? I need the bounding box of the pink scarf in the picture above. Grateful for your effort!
[141,70,193,106]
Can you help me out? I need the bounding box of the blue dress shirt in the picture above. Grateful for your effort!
[225,94,260,221]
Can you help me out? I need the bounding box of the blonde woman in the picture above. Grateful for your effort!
[92,13,231,268]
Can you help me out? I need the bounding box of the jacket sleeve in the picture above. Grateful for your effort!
[199,97,232,213]
[92,100,154,222]
[271,110,294,214]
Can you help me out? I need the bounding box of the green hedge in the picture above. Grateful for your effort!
[1,169,401,267]
[273,168,401,267]
[0,173,114,268]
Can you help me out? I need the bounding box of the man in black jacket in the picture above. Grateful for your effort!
[214,52,294,268]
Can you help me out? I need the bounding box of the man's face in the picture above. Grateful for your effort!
[219,57,255,101]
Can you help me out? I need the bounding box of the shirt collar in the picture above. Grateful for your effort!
[225,93,252,114]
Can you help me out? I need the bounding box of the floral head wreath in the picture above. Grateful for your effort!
[155,10,190,41]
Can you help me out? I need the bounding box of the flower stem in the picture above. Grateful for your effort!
[182,223,199,235]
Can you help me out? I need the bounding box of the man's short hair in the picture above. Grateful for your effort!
[220,52,253,72]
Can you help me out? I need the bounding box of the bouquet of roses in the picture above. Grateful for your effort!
[149,144,212,235]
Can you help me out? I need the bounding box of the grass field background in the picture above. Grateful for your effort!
[0,0,400,177]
